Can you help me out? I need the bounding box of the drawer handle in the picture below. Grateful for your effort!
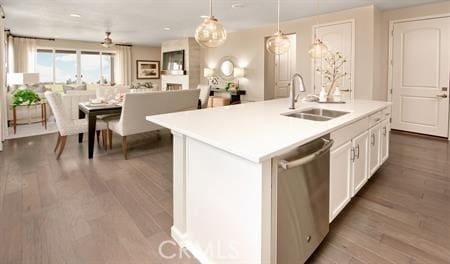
[351,147,355,162]
[371,133,375,146]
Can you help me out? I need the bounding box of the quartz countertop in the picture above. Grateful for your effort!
[146,98,391,163]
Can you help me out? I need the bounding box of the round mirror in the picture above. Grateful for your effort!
[220,60,234,77]
[218,57,236,80]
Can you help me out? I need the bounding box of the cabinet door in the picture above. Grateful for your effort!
[352,131,369,196]
[368,123,381,177]
[380,120,390,163]
[329,141,353,222]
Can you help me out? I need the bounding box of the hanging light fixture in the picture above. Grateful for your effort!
[102,32,114,48]
[266,0,290,55]
[195,0,227,48]
[309,0,329,58]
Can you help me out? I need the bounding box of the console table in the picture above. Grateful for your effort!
[210,88,246,104]
[11,101,47,134]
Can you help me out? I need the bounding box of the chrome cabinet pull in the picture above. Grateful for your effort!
[371,133,375,146]
[355,144,360,159]
[351,147,355,162]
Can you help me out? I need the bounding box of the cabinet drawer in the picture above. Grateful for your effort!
[369,111,384,127]
[331,117,369,150]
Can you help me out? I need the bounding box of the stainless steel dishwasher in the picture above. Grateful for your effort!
[272,135,333,263]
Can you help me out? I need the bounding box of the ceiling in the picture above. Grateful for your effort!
[2,0,444,46]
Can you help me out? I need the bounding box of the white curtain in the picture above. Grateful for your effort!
[114,45,132,86]
[10,36,36,73]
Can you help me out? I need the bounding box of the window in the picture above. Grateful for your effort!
[35,49,115,90]
[36,49,53,83]
[55,50,77,84]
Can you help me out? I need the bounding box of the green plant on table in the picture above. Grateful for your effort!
[12,89,41,107]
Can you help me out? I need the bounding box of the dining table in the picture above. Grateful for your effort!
[78,102,122,159]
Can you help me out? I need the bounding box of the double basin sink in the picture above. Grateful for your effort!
[283,108,350,121]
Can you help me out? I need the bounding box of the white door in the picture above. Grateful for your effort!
[329,141,352,222]
[391,17,450,137]
[275,34,296,98]
[313,21,354,101]
[351,131,369,196]
[368,123,381,177]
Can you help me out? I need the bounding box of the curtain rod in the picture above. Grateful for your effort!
[7,32,55,41]
[6,31,133,46]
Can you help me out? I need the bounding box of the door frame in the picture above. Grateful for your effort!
[387,14,450,140]
[311,19,355,100]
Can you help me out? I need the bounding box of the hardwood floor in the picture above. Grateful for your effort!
[309,132,450,264]
[0,131,449,263]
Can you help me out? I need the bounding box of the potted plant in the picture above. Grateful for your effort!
[12,89,41,107]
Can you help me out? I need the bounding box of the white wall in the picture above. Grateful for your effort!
[200,5,377,102]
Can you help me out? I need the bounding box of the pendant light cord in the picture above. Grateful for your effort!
[210,0,213,17]
[277,0,280,32]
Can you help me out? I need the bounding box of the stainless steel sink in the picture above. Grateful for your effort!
[283,108,349,121]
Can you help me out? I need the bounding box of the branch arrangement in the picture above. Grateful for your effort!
[316,51,348,97]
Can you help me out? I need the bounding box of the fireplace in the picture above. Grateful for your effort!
[166,83,182,91]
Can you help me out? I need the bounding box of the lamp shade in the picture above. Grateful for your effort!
[203,68,215,77]
[233,67,245,78]
[7,73,40,85]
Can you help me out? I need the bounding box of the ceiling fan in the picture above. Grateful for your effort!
[101,32,114,48]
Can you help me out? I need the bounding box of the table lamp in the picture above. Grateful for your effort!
[233,67,245,88]
[7,73,40,90]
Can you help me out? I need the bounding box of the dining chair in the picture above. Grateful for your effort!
[198,84,211,109]
[45,91,108,159]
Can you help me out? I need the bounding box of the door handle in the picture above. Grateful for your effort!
[436,94,448,98]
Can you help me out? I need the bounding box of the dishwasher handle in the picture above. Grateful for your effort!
[279,138,334,170]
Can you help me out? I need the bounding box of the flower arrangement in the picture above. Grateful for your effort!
[316,51,348,97]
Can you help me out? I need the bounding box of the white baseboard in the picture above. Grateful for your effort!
[171,226,212,264]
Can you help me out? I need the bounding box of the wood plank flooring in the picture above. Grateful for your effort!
[0,131,449,264]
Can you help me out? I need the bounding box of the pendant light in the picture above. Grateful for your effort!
[195,0,227,48]
[309,0,328,58]
[266,0,290,55]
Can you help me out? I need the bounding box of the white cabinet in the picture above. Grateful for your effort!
[330,141,352,222]
[351,131,369,196]
[368,123,381,177]
[380,119,390,163]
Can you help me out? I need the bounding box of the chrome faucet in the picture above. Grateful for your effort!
[289,73,306,109]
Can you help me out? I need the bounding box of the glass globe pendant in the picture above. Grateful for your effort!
[308,38,329,58]
[195,0,227,48]
[266,0,290,55]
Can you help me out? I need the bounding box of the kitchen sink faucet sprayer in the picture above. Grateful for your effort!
[289,73,306,109]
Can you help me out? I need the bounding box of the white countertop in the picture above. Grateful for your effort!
[147,99,391,163]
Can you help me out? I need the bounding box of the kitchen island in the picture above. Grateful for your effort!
[146,98,391,264]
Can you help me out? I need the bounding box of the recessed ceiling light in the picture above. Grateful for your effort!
[231,2,245,8]
[163,27,171,31]
[69,13,81,18]
[200,15,209,19]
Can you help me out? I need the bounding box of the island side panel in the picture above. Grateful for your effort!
[184,137,272,264]
[171,131,188,245]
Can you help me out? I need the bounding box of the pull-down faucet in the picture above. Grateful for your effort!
[289,73,306,109]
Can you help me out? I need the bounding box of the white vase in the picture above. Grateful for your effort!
[319,87,328,102]
[333,87,342,102]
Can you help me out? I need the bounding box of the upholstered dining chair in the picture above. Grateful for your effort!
[45,91,108,159]
[198,84,211,109]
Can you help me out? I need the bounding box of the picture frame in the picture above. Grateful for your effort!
[136,60,160,79]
